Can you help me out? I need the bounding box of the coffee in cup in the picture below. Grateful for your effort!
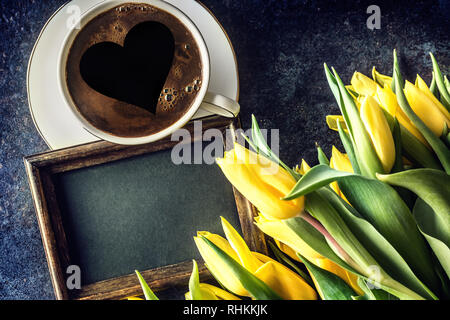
[59,1,239,145]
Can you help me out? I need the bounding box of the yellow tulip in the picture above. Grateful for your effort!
[195,217,317,299]
[185,283,241,300]
[216,142,304,220]
[345,85,359,100]
[372,67,392,88]
[254,215,323,261]
[296,159,311,175]
[360,95,396,172]
[351,72,379,96]
[404,81,450,136]
[326,115,348,133]
[251,252,317,300]
[194,231,248,296]
[254,210,363,296]
[330,146,354,173]
[415,75,450,121]
[375,85,428,146]
[329,146,352,203]
[274,239,303,262]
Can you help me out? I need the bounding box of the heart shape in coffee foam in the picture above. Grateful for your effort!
[80,21,175,114]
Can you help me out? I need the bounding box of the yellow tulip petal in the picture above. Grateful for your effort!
[415,75,450,121]
[345,85,359,100]
[254,261,317,300]
[313,258,364,296]
[326,115,348,132]
[217,143,303,220]
[375,85,429,146]
[372,67,392,88]
[404,81,450,136]
[232,143,295,195]
[254,215,323,261]
[329,147,352,204]
[199,283,241,300]
[221,217,263,273]
[193,236,248,296]
[351,71,379,96]
[197,231,240,262]
[360,96,396,172]
[330,146,354,173]
[185,286,219,300]
[298,159,311,175]
[274,240,303,262]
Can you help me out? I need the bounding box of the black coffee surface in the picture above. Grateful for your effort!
[66,3,204,138]
[80,21,175,114]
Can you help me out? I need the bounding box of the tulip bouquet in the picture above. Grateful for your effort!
[135,51,449,300]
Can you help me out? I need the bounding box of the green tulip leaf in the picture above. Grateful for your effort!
[324,63,354,137]
[188,260,204,300]
[282,164,439,296]
[444,75,450,97]
[338,175,440,293]
[377,169,450,230]
[391,119,404,173]
[283,164,355,200]
[337,121,361,174]
[413,198,450,279]
[430,53,450,111]
[398,120,443,170]
[316,144,330,166]
[333,67,385,177]
[284,216,354,272]
[394,68,450,174]
[298,253,356,300]
[319,187,437,300]
[200,236,283,300]
[430,72,439,99]
[135,270,159,300]
[390,49,404,93]
[286,193,426,300]
[354,277,397,300]
[246,115,300,180]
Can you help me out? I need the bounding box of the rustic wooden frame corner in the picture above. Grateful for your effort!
[24,116,267,300]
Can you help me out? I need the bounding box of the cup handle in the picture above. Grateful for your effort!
[197,92,240,118]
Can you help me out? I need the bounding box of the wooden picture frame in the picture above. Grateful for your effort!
[24,116,267,300]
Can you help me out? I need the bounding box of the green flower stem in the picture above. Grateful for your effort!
[301,211,357,268]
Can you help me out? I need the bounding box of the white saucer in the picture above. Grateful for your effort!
[27,0,239,150]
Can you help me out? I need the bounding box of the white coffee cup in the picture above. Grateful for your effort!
[57,0,240,145]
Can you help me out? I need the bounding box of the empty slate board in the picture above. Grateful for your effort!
[53,147,240,285]
[24,117,266,300]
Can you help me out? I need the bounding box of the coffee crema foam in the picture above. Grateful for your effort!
[66,3,204,138]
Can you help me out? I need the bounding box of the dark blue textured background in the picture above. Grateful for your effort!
[0,0,448,299]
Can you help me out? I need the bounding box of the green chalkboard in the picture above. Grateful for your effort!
[54,147,240,285]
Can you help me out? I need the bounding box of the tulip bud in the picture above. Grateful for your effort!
[404,81,450,137]
[360,96,396,172]
[351,72,379,96]
[415,75,450,122]
[372,67,392,88]
[375,85,428,145]
[216,143,304,220]
[195,218,317,300]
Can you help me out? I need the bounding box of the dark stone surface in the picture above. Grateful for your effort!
[0,0,448,299]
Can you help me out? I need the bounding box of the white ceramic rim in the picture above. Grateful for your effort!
[57,0,211,145]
